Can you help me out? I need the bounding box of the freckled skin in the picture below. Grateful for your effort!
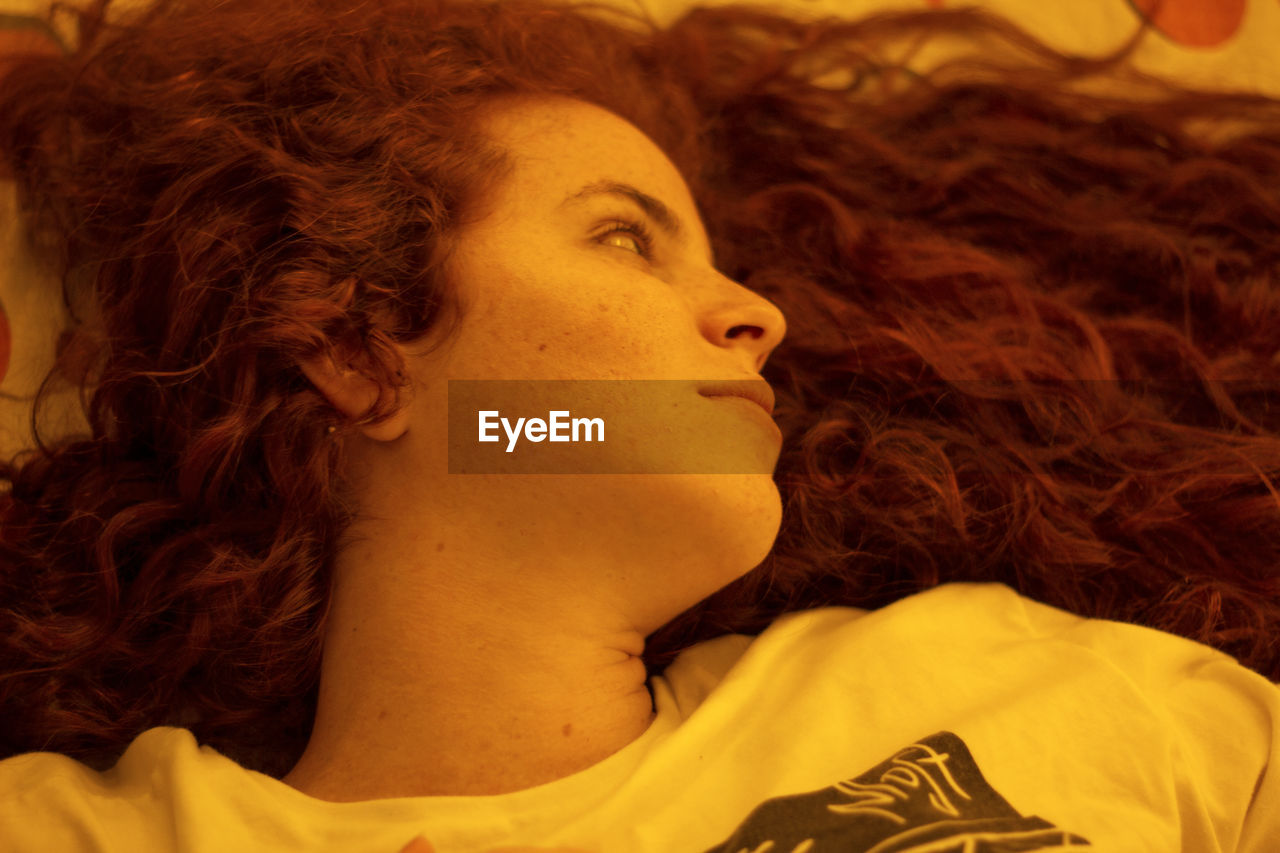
[285,96,786,800]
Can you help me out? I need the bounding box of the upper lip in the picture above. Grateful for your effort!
[697,379,776,416]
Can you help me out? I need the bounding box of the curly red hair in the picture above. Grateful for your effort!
[2,0,1279,778]
[646,5,1280,676]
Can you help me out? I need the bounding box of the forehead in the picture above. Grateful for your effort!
[474,96,704,226]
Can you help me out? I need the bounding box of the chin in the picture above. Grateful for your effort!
[624,473,782,635]
[731,475,784,568]
[649,472,782,577]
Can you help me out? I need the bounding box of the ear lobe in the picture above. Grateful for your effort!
[299,353,411,442]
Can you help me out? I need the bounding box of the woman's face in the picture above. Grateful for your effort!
[430,95,786,385]
[355,96,788,632]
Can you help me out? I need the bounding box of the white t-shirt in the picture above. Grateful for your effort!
[2,582,1275,852]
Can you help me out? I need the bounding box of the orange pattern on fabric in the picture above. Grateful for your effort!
[1128,0,1247,47]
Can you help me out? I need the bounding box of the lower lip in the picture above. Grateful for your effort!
[707,394,782,439]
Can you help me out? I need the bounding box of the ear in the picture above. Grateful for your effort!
[299,350,412,442]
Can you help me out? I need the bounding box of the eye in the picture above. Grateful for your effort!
[596,217,655,259]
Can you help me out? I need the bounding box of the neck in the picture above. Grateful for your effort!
[282,533,657,800]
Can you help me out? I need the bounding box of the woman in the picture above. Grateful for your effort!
[0,0,1277,849]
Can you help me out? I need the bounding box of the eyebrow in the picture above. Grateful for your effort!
[560,180,712,264]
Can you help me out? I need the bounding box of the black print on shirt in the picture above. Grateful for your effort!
[701,731,1090,853]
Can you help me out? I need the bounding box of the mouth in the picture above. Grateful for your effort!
[696,379,776,416]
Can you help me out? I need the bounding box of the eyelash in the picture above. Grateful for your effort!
[597,217,656,259]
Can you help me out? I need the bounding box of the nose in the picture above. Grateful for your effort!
[697,273,788,372]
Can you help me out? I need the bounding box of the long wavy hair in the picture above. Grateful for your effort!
[2,0,1278,778]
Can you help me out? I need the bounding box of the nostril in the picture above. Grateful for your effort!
[726,324,764,339]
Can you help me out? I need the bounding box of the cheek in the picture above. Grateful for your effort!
[452,251,695,375]
[548,301,691,377]
[511,295,689,372]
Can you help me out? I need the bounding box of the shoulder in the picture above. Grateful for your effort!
[0,727,215,851]
[756,582,1278,716]
[769,581,1244,662]
[0,725,199,794]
